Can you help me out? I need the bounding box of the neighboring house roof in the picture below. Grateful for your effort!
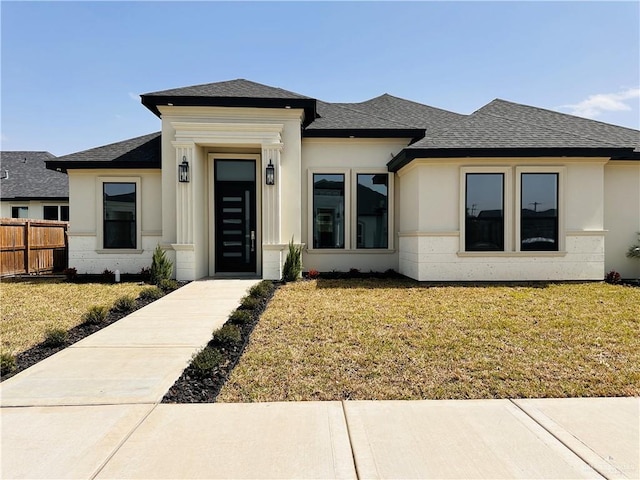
[0,151,68,201]
[47,132,161,173]
[45,79,639,172]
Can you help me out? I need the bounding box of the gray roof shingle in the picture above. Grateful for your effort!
[0,151,68,200]
[46,132,161,172]
[142,78,312,99]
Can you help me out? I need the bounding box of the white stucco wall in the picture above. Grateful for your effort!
[67,169,162,274]
[604,161,640,279]
[397,157,610,281]
[1,200,68,220]
[301,138,409,273]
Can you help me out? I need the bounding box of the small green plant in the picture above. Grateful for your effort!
[239,295,260,310]
[42,327,68,348]
[249,281,273,298]
[190,346,223,379]
[212,324,242,346]
[627,243,640,259]
[63,267,77,281]
[605,270,622,284]
[113,295,136,313]
[158,279,179,292]
[282,236,302,282]
[139,266,151,282]
[83,305,109,325]
[229,309,252,325]
[150,245,173,285]
[1,351,17,377]
[102,269,115,283]
[138,286,164,300]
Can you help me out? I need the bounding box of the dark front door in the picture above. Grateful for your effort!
[214,160,257,273]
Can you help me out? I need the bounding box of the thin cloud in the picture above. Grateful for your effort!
[559,88,640,118]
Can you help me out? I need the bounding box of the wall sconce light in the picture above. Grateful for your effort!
[178,156,190,183]
[265,159,275,185]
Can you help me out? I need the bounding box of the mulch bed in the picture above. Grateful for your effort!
[162,283,278,403]
[0,283,187,382]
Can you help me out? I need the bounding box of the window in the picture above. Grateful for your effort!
[465,173,504,251]
[11,206,28,219]
[103,182,136,249]
[43,205,69,221]
[313,174,345,248]
[520,173,558,251]
[357,174,388,248]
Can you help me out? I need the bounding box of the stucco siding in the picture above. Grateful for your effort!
[604,162,640,279]
[1,200,69,220]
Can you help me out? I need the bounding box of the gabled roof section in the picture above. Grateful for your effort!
[141,79,318,125]
[304,101,425,140]
[0,151,68,200]
[46,132,161,172]
[388,98,639,171]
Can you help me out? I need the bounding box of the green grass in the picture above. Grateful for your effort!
[1,279,147,354]
[218,279,640,401]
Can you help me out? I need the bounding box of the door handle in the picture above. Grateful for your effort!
[251,231,255,252]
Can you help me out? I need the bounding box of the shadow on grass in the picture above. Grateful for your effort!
[313,276,556,290]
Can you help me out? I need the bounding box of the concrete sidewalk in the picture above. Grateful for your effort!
[1,279,639,479]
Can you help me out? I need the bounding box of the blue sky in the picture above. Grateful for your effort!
[2,1,638,156]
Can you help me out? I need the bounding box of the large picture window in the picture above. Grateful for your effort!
[103,182,136,249]
[313,174,345,248]
[465,173,504,251]
[356,174,388,248]
[520,173,558,251]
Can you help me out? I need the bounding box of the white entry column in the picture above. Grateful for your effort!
[172,141,196,280]
[262,142,284,279]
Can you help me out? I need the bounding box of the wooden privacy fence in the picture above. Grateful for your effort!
[0,218,69,276]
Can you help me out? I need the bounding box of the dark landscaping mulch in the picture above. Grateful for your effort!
[1,283,187,382]
[162,282,278,403]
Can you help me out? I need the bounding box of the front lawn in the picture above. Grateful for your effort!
[218,279,640,401]
[1,279,147,355]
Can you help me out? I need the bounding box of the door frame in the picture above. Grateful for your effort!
[208,153,262,277]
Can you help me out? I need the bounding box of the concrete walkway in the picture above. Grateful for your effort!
[1,280,639,479]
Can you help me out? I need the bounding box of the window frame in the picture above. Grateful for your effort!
[460,167,512,253]
[42,204,69,221]
[97,176,141,252]
[307,168,394,252]
[11,205,29,219]
[515,166,565,253]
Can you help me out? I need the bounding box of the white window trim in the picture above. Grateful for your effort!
[515,166,565,252]
[308,168,351,250]
[351,169,394,250]
[307,168,394,252]
[10,204,29,219]
[460,166,512,253]
[96,176,142,252]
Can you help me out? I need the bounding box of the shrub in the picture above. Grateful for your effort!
[101,269,115,283]
[212,324,242,346]
[1,351,16,377]
[139,266,151,282]
[63,267,77,281]
[138,286,164,300]
[113,295,136,313]
[349,268,361,276]
[282,237,302,282]
[158,279,179,292]
[42,327,68,348]
[190,346,223,379]
[83,305,109,325]
[249,281,273,299]
[229,309,252,325]
[150,245,173,285]
[307,269,320,279]
[605,270,622,284]
[627,244,640,259]
[239,295,260,310]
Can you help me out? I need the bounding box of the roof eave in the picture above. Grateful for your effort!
[303,128,424,141]
[46,160,161,173]
[1,196,69,201]
[387,147,635,172]
[141,95,318,127]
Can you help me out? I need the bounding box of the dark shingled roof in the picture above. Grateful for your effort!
[1,151,68,200]
[46,132,161,172]
[141,79,317,123]
[388,98,639,170]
